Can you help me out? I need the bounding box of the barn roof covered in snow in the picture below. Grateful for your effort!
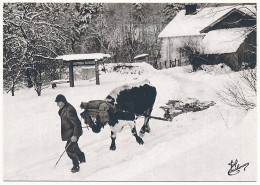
[158,5,256,38]
[56,53,111,61]
[202,28,252,54]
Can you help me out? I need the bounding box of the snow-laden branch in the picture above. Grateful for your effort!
[43,3,54,12]
[27,12,45,21]
[32,21,64,30]
[3,34,22,42]
[5,20,23,27]
[33,54,57,60]
[237,5,256,18]
[13,61,27,83]
[4,57,19,64]
[35,45,58,56]
[218,69,256,110]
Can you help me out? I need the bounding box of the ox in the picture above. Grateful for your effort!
[80,80,157,150]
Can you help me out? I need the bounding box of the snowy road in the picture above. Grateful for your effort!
[3,63,256,181]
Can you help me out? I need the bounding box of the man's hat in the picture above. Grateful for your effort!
[55,94,67,104]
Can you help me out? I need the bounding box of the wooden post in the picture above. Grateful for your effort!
[167,38,170,69]
[58,59,62,79]
[95,59,100,85]
[69,61,74,87]
[179,52,182,66]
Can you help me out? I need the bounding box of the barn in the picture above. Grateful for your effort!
[158,4,256,71]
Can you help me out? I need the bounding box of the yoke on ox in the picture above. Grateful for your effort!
[80,80,157,150]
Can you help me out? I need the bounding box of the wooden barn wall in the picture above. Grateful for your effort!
[205,11,256,32]
[199,30,256,71]
[159,35,204,69]
[236,31,256,68]
[200,53,239,71]
[221,53,240,71]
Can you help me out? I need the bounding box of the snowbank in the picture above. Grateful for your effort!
[2,62,257,182]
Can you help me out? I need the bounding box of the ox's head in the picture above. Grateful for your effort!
[80,101,110,133]
[80,111,103,133]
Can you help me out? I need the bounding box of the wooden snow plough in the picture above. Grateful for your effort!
[159,98,216,121]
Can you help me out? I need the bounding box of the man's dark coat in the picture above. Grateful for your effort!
[59,103,82,141]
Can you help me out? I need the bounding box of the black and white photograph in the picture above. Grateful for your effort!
[1,0,258,182]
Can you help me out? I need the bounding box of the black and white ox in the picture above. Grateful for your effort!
[80,80,157,150]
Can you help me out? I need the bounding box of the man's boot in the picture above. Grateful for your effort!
[71,165,80,173]
[78,152,86,163]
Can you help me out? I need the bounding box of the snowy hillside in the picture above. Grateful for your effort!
[2,62,257,182]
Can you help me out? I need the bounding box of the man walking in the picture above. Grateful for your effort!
[55,94,85,173]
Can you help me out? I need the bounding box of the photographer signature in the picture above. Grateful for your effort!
[228,159,249,176]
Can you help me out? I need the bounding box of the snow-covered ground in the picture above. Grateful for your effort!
[2,62,257,182]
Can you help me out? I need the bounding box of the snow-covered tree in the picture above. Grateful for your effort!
[3,3,98,96]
